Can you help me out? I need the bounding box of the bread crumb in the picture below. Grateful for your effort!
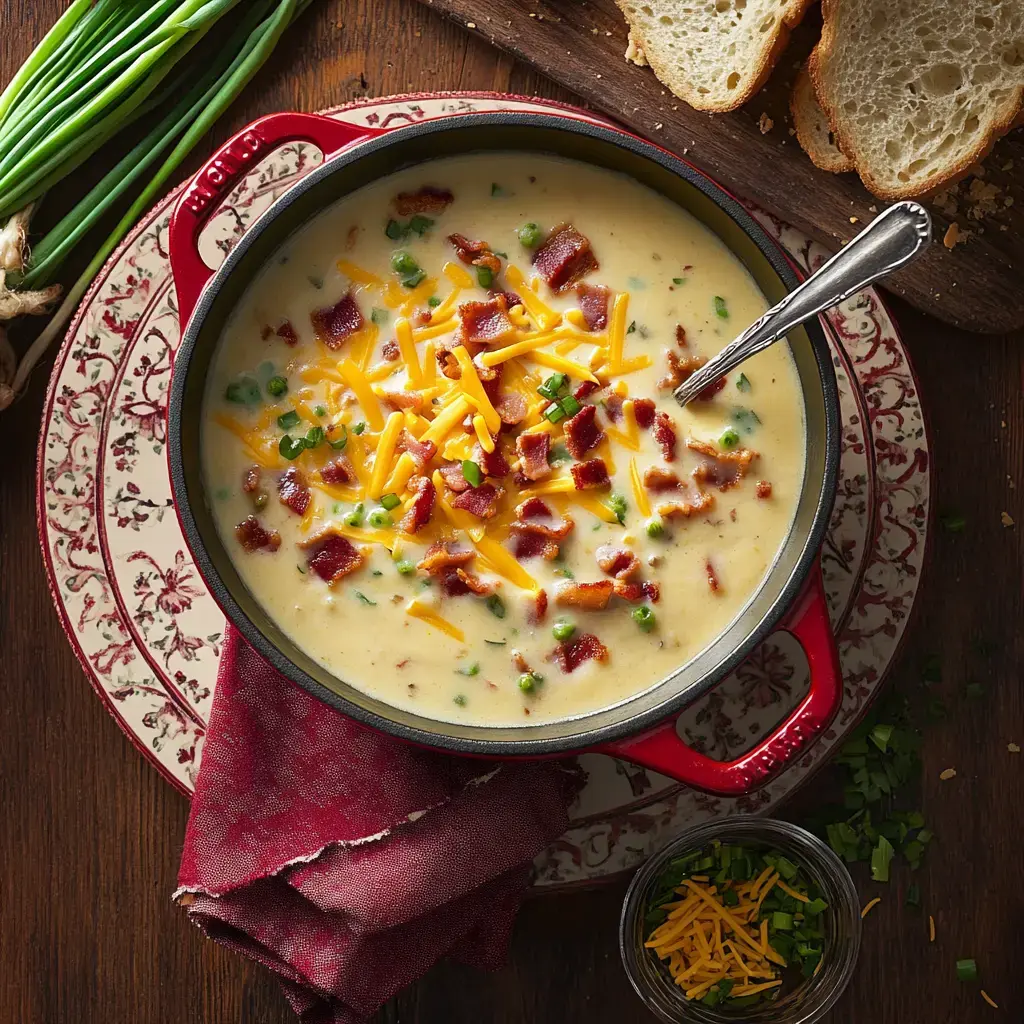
[939,767,956,780]
[943,223,960,249]
[1001,511,1014,527]
[625,30,648,66]
[868,204,878,213]
[1009,743,1021,753]
[966,178,1002,220]
[466,21,476,28]
[654,122,663,130]
[758,112,773,134]
[849,216,859,224]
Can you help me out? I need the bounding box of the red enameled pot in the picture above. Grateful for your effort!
[167,110,842,796]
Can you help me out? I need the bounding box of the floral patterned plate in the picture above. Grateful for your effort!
[37,93,930,889]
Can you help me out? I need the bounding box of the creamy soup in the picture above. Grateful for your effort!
[202,153,805,726]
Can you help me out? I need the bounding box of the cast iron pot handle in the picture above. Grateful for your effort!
[598,561,842,795]
[169,112,384,327]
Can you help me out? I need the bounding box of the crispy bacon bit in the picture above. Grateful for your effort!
[448,233,501,274]
[276,320,298,346]
[550,633,610,673]
[756,480,773,499]
[511,649,532,673]
[399,475,436,535]
[676,324,688,347]
[320,455,355,485]
[394,186,454,216]
[516,496,554,520]
[310,292,364,349]
[490,288,521,309]
[381,339,400,362]
[614,580,661,603]
[643,467,682,493]
[653,412,677,462]
[510,499,573,560]
[554,579,614,611]
[474,442,510,479]
[695,375,727,401]
[528,589,548,625]
[687,438,757,491]
[571,458,610,490]
[305,533,366,585]
[596,545,641,580]
[516,432,551,481]
[437,346,461,380]
[234,515,280,552]
[512,531,560,561]
[633,398,656,429]
[277,467,311,515]
[398,430,437,470]
[575,282,610,330]
[242,465,261,493]
[458,298,516,345]
[417,541,474,575]
[573,380,601,402]
[451,483,503,519]
[496,391,528,426]
[532,224,598,291]
[657,491,715,520]
[438,461,470,494]
[604,393,624,423]
[658,349,705,391]
[477,359,502,403]
[441,567,494,597]
[379,390,423,412]
[563,404,605,460]
[706,559,720,593]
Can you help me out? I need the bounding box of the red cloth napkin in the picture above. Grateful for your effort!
[176,626,581,1023]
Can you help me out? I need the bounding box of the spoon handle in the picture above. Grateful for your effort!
[673,201,932,407]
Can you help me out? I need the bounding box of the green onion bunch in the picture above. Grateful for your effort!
[0,0,315,407]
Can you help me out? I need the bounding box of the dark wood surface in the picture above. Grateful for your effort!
[1,2,1022,1022]
[417,0,1024,336]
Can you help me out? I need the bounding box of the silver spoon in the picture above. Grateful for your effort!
[673,201,933,407]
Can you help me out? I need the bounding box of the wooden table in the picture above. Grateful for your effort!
[2,2,1021,1021]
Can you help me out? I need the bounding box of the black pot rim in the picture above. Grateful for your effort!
[167,111,841,758]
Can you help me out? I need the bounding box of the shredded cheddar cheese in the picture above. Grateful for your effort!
[394,316,422,385]
[630,457,651,517]
[405,598,465,641]
[337,359,384,430]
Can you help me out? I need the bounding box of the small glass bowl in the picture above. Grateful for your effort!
[619,817,861,1024]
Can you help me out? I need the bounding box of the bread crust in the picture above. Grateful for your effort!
[809,0,1024,199]
[790,65,853,173]
[617,0,815,114]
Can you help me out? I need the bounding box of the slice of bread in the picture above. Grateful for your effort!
[809,0,1024,199]
[790,65,853,173]
[617,0,814,113]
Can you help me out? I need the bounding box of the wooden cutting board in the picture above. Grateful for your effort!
[416,0,1024,334]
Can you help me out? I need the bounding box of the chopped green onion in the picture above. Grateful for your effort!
[804,897,829,916]
[391,251,418,275]
[484,639,506,646]
[552,620,575,642]
[554,567,574,579]
[408,214,433,235]
[774,855,800,881]
[626,320,637,335]
[385,219,407,240]
[632,606,656,632]
[772,911,794,931]
[457,662,480,677]
[518,222,542,247]
[736,373,752,392]
[396,559,416,576]
[402,268,426,288]
[462,460,482,488]
[368,509,393,528]
[279,435,305,461]
[277,410,300,430]
[560,395,581,417]
[344,503,365,527]
[354,591,376,606]
[304,426,324,449]
[328,425,349,451]
[537,372,568,400]
[870,723,894,752]
[314,404,327,417]
[476,265,494,288]
[428,295,442,307]
[720,428,740,450]
[543,402,566,424]
[608,492,628,525]
[722,889,740,907]
[672,277,685,285]
[266,375,288,397]
[380,492,400,511]
[352,422,366,435]
[371,307,389,325]
[956,959,978,982]
[714,295,729,318]
[486,594,506,619]
[453,694,467,707]
[225,378,262,405]
[646,517,664,539]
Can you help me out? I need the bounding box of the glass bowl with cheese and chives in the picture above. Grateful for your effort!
[619,817,861,1023]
